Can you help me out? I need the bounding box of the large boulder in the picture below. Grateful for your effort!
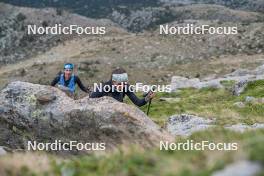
[0,81,172,154]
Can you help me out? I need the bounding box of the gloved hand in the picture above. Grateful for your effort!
[144,91,155,102]
[86,86,91,93]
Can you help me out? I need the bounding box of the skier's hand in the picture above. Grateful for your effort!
[145,91,155,102]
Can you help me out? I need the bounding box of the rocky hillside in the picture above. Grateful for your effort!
[0,2,263,68]
[0,1,263,176]
[161,0,264,13]
[3,0,160,18]
[0,3,121,65]
[3,0,264,32]
[111,4,264,32]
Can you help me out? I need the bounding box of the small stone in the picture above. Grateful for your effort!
[233,102,245,108]
[0,146,7,156]
[255,64,264,75]
[232,80,248,96]
[36,91,56,104]
[245,96,256,103]
[166,114,214,136]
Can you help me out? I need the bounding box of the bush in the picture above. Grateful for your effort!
[16,13,26,21]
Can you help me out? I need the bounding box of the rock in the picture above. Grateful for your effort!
[212,160,262,176]
[0,147,7,156]
[227,68,252,77]
[233,102,245,108]
[171,64,264,92]
[171,76,200,90]
[245,96,256,103]
[166,114,214,136]
[256,74,264,80]
[0,81,172,154]
[198,80,223,89]
[202,74,217,81]
[35,90,57,104]
[244,96,264,104]
[170,76,224,90]
[254,64,264,75]
[225,123,264,132]
[232,80,248,96]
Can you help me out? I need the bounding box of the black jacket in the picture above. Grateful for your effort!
[90,81,147,107]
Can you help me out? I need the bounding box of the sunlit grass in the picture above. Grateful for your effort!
[130,80,264,126]
[45,129,264,176]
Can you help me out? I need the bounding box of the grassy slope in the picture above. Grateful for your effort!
[10,129,264,176]
[139,80,264,126]
[1,80,264,176]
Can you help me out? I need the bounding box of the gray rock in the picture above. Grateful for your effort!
[171,76,200,90]
[198,80,223,89]
[232,80,248,96]
[233,102,245,108]
[0,147,7,156]
[166,114,214,136]
[35,90,57,104]
[212,160,262,176]
[227,69,252,77]
[202,74,217,81]
[0,81,173,154]
[245,97,264,104]
[171,64,264,92]
[225,123,264,132]
[254,64,264,75]
[245,96,256,103]
[256,74,264,80]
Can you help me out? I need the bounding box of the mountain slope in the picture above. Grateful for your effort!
[0,2,123,65]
